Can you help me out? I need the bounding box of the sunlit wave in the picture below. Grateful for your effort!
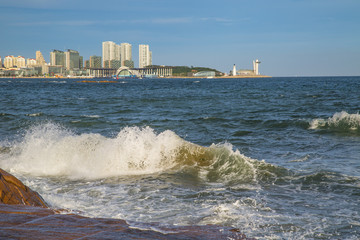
[0,123,286,184]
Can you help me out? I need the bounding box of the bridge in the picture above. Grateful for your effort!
[88,68,117,78]
[88,66,173,78]
[132,66,173,77]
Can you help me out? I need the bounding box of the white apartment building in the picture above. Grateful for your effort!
[121,43,132,66]
[4,56,14,68]
[139,44,152,68]
[36,51,46,65]
[102,41,121,67]
[16,56,26,68]
[103,41,134,68]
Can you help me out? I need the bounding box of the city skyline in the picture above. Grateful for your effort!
[0,41,146,70]
[0,0,359,76]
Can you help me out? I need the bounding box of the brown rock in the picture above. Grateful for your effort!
[0,204,254,239]
[0,168,48,207]
[0,168,255,239]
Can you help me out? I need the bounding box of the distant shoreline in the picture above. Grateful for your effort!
[0,75,271,79]
[166,75,272,79]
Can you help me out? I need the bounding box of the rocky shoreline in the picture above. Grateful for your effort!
[0,168,255,239]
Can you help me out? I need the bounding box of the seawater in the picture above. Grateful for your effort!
[0,77,359,239]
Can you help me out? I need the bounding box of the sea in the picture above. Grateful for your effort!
[0,76,359,239]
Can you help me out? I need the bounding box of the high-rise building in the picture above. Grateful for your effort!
[0,56,2,68]
[27,58,37,67]
[4,56,14,68]
[103,60,110,68]
[102,41,120,67]
[50,50,66,67]
[36,51,46,65]
[123,60,134,68]
[16,56,26,68]
[116,44,121,62]
[79,56,83,69]
[109,60,121,69]
[65,49,80,70]
[84,60,90,69]
[90,56,102,68]
[102,41,133,69]
[139,44,152,68]
[121,43,132,66]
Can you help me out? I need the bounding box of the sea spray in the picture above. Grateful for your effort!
[0,123,283,185]
[1,124,190,179]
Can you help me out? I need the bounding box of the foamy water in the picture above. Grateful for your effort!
[309,111,360,132]
[2,124,186,178]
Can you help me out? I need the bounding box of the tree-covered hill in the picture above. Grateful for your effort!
[145,65,224,77]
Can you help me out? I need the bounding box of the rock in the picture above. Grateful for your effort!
[0,168,255,239]
[0,204,254,240]
[0,168,48,207]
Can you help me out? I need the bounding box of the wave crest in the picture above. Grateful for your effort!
[0,123,286,184]
[1,124,183,179]
[309,111,360,134]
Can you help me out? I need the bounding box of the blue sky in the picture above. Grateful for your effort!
[0,0,359,76]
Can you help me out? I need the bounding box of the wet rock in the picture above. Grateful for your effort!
[0,168,48,207]
[0,168,255,239]
[0,204,254,240]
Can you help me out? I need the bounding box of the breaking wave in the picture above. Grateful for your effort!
[309,111,360,134]
[0,123,286,184]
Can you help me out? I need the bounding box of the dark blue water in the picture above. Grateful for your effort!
[0,77,359,239]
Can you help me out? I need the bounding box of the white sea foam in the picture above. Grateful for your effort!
[82,115,101,118]
[0,122,273,186]
[309,111,360,131]
[0,123,184,179]
[26,112,43,117]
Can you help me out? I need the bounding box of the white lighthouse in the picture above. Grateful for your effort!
[232,64,237,76]
[253,59,261,75]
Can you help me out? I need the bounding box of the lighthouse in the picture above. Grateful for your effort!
[253,59,261,75]
[232,64,237,76]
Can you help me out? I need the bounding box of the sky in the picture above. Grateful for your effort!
[0,0,359,76]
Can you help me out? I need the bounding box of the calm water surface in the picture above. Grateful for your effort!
[0,76,359,239]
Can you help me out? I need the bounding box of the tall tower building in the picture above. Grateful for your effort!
[102,41,121,67]
[232,64,237,76]
[79,56,83,69]
[50,50,66,67]
[27,58,37,67]
[90,56,102,68]
[65,49,80,70]
[115,44,121,62]
[36,51,46,65]
[139,44,152,68]
[0,56,2,67]
[16,56,26,68]
[4,56,14,68]
[121,43,132,66]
